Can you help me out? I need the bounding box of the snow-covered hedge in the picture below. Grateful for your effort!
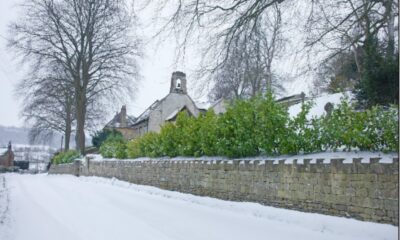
[52,150,80,164]
[111,93,398,159]
[99,134,127,159]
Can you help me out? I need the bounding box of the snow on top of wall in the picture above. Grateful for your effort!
[288,92,352,118]
[85,151,398,164]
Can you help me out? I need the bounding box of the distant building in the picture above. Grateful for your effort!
[105,71,203,140]
[104,105,137,139]
[104,71,307,140]
[130,71,201,138]
[276,92,306,107]
[0,142,14,167]
[209,98,229,115]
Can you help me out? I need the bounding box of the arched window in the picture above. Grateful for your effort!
[176,79,181,89]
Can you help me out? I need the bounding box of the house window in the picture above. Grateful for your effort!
[176,79,181,89]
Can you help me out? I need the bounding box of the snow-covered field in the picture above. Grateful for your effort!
[0,174,397,240]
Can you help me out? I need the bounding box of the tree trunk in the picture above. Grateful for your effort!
[64,95,73,151]
[385,0,395,59]
[75,89,86,155]
[352,45,363,78]
[64,117,71,151]
[64,129,71,151]
[266,64,272,92]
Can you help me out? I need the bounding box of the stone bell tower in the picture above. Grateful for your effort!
[170,71,187,94]
[120,105,127,127]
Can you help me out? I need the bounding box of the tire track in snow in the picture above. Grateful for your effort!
[43,175,178,240]
[8,174,84,240]
[0,175,10,224]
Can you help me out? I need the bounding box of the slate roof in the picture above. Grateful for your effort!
[131,99,162,126]
[276,93,307,106]
[105,112,136,128]
[195,101,211,111]
[165,105,194,121]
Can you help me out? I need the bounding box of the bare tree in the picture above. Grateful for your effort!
[145,0,287,90]
[17,62,75,150]
[208,39,249,100]
[9,0,141,154]
[209,5,285,100]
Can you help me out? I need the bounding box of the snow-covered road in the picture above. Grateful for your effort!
[0,174,397,240]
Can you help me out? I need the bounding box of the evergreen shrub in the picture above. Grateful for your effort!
[99,134,127,159]
[52,150,80,164]
[92,129,123,149]
[117,94,398,159]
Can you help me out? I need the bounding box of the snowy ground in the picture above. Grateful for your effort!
[0,174,397,240]
[288,92,351,118]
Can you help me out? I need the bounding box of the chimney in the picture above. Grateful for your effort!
[120,105,127,127]
[170,71,187,94]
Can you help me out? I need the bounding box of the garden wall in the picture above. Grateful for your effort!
[49,157,399,225]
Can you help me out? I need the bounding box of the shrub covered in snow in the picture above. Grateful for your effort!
[319,101,398,152]
[92,129,123,149]
[100,134,127,159]
[216,93,288,157]
[127,132,161,158]
[52,150,80,164]
[119,94,398,159]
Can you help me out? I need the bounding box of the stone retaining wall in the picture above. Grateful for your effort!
[49,157,399,225]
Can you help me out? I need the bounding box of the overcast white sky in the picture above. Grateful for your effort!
[0,1,311,128]
[0,0,198,127]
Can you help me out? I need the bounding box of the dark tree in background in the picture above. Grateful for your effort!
[314,51,359,94]
[305,0,398,106]
[17,63,75,151]
[355,36,399,108]
[9,0,141,154]
[148,0,287,97]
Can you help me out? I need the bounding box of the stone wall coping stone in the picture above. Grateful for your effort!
[77,157,398,165]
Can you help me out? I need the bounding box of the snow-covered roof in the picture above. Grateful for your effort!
[166,108,181,121]
[210,98,224,108]
[165,106,194,121]
[105,113,136,128]
[276,93,307,106]
[288,92,352,118]
[0,148,7,156]
[132,100,161,126]
[195,101,211,110]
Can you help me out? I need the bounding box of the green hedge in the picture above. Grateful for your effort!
[92,129,123,149]
[101,93,398,159]
[99,133,127,159]
[52,150,80,165]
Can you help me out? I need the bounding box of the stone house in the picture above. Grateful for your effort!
[0,142,14,167]
[104,105,137,139]
[104,71,306,140]
[105,71,203,140]
[209,98,229,115]
[130,71,202,138]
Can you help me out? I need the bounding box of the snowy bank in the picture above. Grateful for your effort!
[288,92,352,118]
